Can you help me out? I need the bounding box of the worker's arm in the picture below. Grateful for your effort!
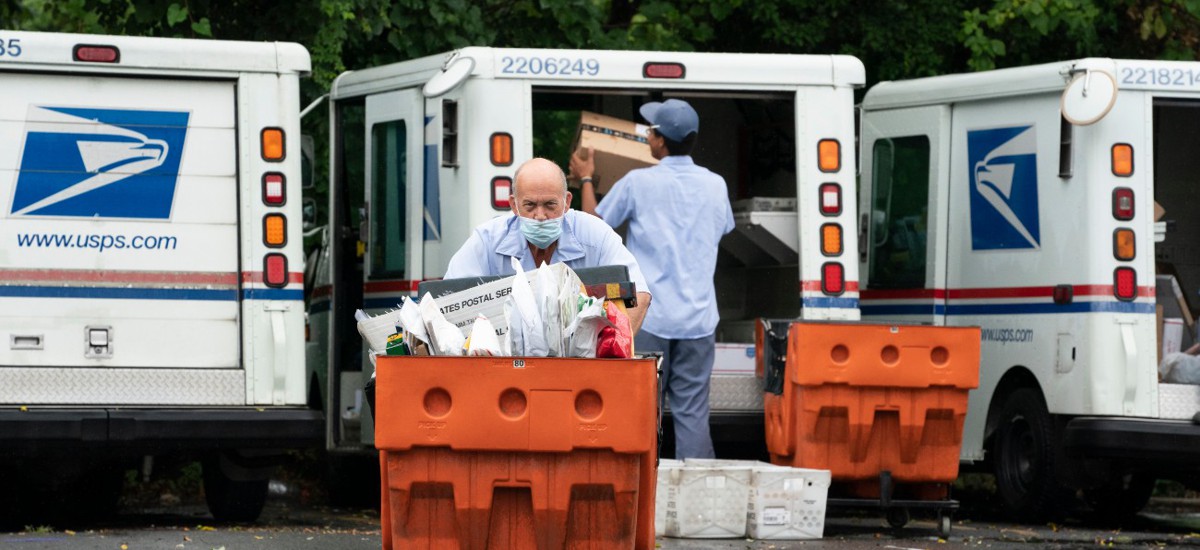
[627,291,651,335]
[569,147,601,217]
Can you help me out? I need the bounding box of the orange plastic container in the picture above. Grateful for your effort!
[764,322,980,484]
[375,355,658,550]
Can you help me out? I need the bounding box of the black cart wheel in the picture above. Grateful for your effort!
[885,507,909,528]
[937,512,952,538]
[992,388,1070,522]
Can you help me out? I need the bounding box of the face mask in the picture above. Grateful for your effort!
[519,215,563,250]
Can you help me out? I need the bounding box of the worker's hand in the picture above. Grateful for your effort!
[570,147,595,181]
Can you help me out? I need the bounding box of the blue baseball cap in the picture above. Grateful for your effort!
[639,99,699,142]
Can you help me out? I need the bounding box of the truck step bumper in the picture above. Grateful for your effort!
[0,408,323,453]
[1064,416,1200,465]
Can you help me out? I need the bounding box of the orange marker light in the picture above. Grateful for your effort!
[818,139,840,173]
[262,128,285,161]
[1112,143,1133,176]
[264,214,287,247]
[491,133,513,166]
[821,223,843,256]
[1114,228,1135,261]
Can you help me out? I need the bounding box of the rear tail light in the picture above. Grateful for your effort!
[490,133,513,166]
[264,254,288,288]
[264,214,287,247]
[1114,228,1135,261]
[1114,267,1136,301]
[819,183,842,216]
[822,262,845,295]
[643,62,685,79]
[1112,143,1133,176]
[821,223,843,256]
[492,177,512,210]
[74,45,120,63]
[1113,187,1134,220]
[262,128,285,161]
[263,173,286,205]
[818,139,841,173]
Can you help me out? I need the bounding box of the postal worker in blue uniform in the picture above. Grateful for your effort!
[571,99,735,459]
[445,157,651,333]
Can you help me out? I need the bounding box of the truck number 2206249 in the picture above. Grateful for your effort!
[0,39,22,57]
[500,56,599,76]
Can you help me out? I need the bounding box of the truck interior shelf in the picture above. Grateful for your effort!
[721,211,799,266]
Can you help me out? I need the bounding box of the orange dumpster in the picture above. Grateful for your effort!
[376,355,658,550]
[764,322,980,485]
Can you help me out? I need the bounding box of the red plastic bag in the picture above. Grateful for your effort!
[596,301,633,358]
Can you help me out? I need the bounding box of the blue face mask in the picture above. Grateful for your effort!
[519,215,563,250]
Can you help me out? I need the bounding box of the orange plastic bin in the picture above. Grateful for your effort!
[375,355,658,550]
[764,322,980,488]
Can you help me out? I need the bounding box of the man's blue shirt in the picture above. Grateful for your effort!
[596,155,734,339]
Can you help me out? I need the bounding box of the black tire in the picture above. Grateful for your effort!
[203,457,270,523]
[992,388,1071,522]
[885,507,909,528]
[1083,474,1154,525]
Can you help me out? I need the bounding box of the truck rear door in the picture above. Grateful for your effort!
[0,74,239,374]
[859,105,951,326]
[353,88,424,445]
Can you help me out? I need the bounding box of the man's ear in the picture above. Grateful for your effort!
[510,195,518,216]
[565,191,573,207]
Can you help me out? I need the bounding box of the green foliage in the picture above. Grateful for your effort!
[959,0,1111,71]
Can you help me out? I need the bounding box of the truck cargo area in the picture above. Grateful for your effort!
[532,88,800,416]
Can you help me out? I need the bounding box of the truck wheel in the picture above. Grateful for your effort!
[992,388,1070,522]
[203,455,270,522]
[1083,474,1154,524]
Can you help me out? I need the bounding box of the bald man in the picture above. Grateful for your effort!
[444,158,651,333]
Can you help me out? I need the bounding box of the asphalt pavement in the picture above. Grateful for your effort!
[2,496,1200,549]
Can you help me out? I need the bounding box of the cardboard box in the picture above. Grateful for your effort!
[572,111,658,195]
[1157,274,1195,329]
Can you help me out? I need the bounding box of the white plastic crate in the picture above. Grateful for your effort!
[656,459,752,538]
[746,465,830,540]
[654,459,683,537]
[659,459,829,540]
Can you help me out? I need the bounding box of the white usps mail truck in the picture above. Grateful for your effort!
[0,31,319,521]
[860,58,1200,521]
[307,47,872,453]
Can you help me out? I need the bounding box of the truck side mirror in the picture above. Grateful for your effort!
[302,197,317,231]
[300,134,316,190]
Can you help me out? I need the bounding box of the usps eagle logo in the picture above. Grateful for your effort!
[967,125,1040,250]
[10,106,189,219]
